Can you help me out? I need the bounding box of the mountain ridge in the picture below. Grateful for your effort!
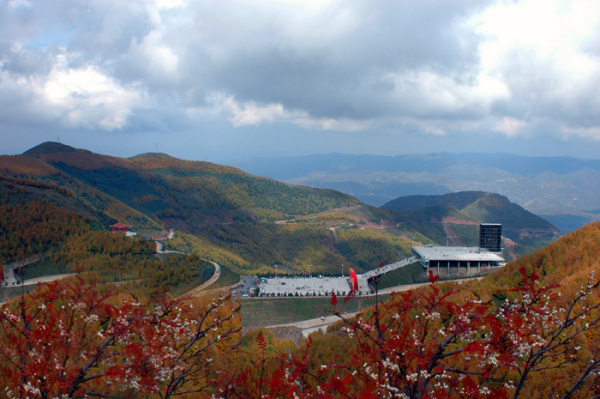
[233,152,600,232]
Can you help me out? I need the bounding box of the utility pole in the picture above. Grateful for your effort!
[308,264,311,278]
[341,264,344,277]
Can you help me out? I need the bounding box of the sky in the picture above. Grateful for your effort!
[1,0,599,163]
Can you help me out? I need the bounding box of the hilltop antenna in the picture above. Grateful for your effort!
[57,135,60,143]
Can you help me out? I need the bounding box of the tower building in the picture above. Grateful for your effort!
[479,223,502,253]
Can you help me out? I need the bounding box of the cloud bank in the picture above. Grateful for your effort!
[1,0,599,158]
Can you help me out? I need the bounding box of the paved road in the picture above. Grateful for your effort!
[181,259,222,297]
[154,240,224,297]
[155,241,187,255]
[20,274,78,285]
[153,241,222,297]
[2,255,46,286]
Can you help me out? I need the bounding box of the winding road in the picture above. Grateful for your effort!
[181,259,222,297]
[154,241,222,296]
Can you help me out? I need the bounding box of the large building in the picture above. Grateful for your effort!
[412,223,505,275]
[412,245,505,275]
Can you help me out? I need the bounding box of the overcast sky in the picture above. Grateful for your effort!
[1,0,599,163]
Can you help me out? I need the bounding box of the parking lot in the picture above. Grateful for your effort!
[259,276,358,296]
[232,275,259,298]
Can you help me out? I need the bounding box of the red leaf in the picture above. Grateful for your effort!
[257,331,266,351]
[428,270,440,284]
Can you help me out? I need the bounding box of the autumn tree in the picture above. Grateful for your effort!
[216,269,600,398]
[0,276,240,398]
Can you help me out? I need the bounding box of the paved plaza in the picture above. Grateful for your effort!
[258,257,417,297]
[259,276,362,296]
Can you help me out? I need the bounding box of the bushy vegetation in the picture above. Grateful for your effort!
[0,197,213,297]
[3,222,600,397]
[0,199,89,264]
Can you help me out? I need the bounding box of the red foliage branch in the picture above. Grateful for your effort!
[0,276,240,398]
[218,268,600,398]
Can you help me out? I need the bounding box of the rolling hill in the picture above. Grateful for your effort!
[381,191,560,260]
[3,142,403,274]
[21,142,359,227]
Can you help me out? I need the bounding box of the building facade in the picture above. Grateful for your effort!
[479,223,502,253]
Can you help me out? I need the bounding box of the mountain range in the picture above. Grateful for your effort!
[1,142,561,274]
[233,153,600,233]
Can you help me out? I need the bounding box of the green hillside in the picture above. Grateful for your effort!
[382,191,560,260]
[23,143,359,227]
[0,193,214,297]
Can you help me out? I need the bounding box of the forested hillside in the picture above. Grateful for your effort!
[0,143,560,275]
[0,191,214,296]
[0,143,416,275]
[21,143,359,226]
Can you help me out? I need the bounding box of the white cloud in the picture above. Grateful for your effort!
[563,126,600,141]
[43,62,141,130]
[14,52,143,131]
[495,117,528,138]
[128,30,179,79]
[154,0,185,10]
[468,0,600,138]
[6,0,31,9]
[200,91,370,132]
[1,0,600,157]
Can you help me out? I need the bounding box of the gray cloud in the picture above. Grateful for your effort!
[1,0,599,158]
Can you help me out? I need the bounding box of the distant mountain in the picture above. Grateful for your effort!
[235,152,600,181]
[233,153,600,232]
[381,191,560,260]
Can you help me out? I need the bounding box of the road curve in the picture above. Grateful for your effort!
[181,259,222,297]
